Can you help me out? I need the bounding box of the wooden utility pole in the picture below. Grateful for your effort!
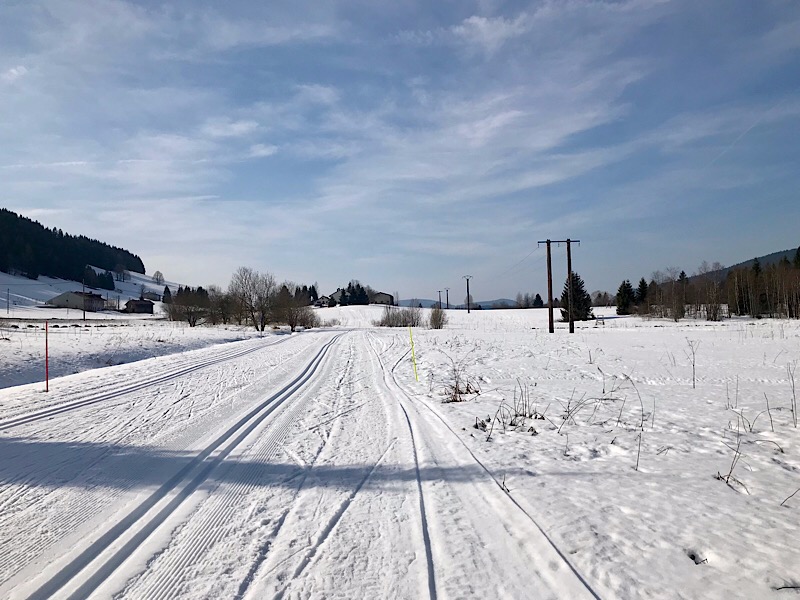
[567,239,574,334]
[464,276,472,313]
[437,290,442,309]
[538,239,581,334]
[445,288,450,309]
[547,240,554,333]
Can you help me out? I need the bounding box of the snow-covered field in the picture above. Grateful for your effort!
[0,306,798,599]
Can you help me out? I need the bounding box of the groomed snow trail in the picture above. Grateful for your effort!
[0,330,597,599]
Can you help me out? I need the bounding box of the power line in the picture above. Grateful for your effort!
[495,246,542,280]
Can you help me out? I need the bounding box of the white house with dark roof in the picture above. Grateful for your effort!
[47,291,105,312]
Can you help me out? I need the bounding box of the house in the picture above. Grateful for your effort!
[315,296,331,308]
[47,291,105,312]
[329,289,344,304]
[370,292,394,305]
[124,299,154,314]
[142,291,161,302]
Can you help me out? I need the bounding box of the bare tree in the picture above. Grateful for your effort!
[153,270,165,285]
[207,284,232,325]
[229,267,277,332]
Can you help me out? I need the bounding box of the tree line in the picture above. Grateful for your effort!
[615,247,800,321]
[0,208,145,281]
[163,266,321,331]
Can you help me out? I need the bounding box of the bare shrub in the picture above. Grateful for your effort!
[373,305,422,327]
[429,305,448,329]
[441,354,479,403]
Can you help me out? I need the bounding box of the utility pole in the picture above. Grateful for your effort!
[567,239,574,334]
[463,276,472,313]
[537,239,581,334]
[445,288,450,310]
[6,288,9,315]
[82,278,86,322]
[437,290,442,309]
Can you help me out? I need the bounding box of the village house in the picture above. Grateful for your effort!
[370,292,394,305]
[47,291,106,312]
[124,299,154,314]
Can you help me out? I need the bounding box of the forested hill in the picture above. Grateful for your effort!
[0,208,145,281]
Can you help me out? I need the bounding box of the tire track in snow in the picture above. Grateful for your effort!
[0,337,290,431]
[25,334,342,600]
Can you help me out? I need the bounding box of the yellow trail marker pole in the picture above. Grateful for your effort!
[409,326,419,382]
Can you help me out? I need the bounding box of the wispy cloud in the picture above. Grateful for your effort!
[1,0,798,297]
[1,65,27,83]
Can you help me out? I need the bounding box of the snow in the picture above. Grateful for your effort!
[0,306,798,599]
[0,268,179,319]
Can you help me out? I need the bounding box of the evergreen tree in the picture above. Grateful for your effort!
[559,272,593,322]
[163,286,172,304]
[794,247,800,270]
[309,285,319,303]
[533,293,544,308]
[636,278,648,305]
[752,258,761,277]
[616,280,635,315]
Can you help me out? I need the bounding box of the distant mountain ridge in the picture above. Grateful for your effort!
[725,247,798,273]
[398,298,518,309]
[691,245,799,283]
[0,208,145,282]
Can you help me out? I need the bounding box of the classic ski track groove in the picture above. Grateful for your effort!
[0,336,290,431]
[0,340,304,581]
[382,336,602,600]
[367,333,437,600]
[25,333,342,600]
[130,334,354,600]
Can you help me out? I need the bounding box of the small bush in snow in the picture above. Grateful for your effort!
[429,305,447,329]
[373,305,422,328]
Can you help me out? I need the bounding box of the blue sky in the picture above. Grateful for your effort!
[1,0,798,302]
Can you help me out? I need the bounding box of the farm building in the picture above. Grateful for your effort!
[47,291,105,312]
[370,292,394,305]
[124,299,154,314]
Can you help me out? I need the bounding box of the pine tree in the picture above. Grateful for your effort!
[636,278,648,305]
[794,247,800,270]
[533,293,544,308]
[559,272,593,321]
[163,286,172,304]
[616,280,635,315]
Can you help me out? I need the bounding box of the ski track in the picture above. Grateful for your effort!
[2,326,610,599]
[0,335,290,430]
[0,334,320,587]
[369,331,599,600]
[121,335,355,599]
[0,333,336,598]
